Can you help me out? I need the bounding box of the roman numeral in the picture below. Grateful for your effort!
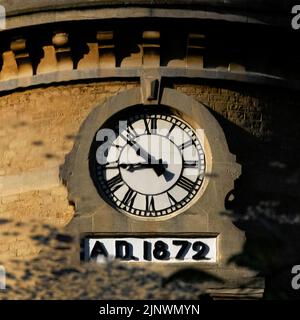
[167,192,177,206]
[127,124,138,141]
[183,160,199,168]
[151,117,157,133]
[145,195,156,211]
[122,188,138,207]
[144,116,158,135]
[166,123,176,138]
[144,117,151,135]
[177,175,195,192]
[120,125,138,144]
[178,139,193,151]
[107,173,124,193]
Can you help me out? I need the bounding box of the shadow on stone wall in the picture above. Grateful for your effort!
[1,84,300,299]
[212,107,300,299]
[150,100,300,299]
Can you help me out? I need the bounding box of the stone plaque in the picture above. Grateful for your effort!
[85,237,217,263]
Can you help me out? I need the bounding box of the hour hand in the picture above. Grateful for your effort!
[119,162,175,182]
[119,163,149,172]
[128,143,176,181]
[120,162,166,174]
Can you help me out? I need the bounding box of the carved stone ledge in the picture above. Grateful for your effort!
[0,68,297,95]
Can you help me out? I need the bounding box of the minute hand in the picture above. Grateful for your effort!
[129,141,175,181]
[131,142,157,164]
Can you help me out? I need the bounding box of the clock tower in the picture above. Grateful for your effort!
[1,0,299,299]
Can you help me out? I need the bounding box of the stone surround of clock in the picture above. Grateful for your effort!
[61,85,259,289]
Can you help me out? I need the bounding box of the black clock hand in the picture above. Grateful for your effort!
[120,160,175,182]
[124,140,175,181]
[129,141,157,165]
[103,162,174,182]
[156,160,175,182]
[120,162,151,171]
[129,141,172,178]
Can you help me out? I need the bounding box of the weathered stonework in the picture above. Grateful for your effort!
[0,0,298,301]
[0,82,138,176]
[1,80,300,263]
[0,81,138,258]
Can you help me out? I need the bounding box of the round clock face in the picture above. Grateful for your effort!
[90,107,206,219]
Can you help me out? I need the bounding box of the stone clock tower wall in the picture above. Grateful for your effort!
[0,0,299,299]
[0,82,138,256]
[1,81,299,257]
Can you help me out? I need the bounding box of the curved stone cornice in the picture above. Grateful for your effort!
[1,0,297,31]
[3,8,273,32]
[2,0,297,18]
[0,68,296,94]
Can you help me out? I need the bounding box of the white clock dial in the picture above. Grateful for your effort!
[90,108,206,219]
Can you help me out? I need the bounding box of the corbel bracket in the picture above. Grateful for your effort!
[140,70,162,105]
